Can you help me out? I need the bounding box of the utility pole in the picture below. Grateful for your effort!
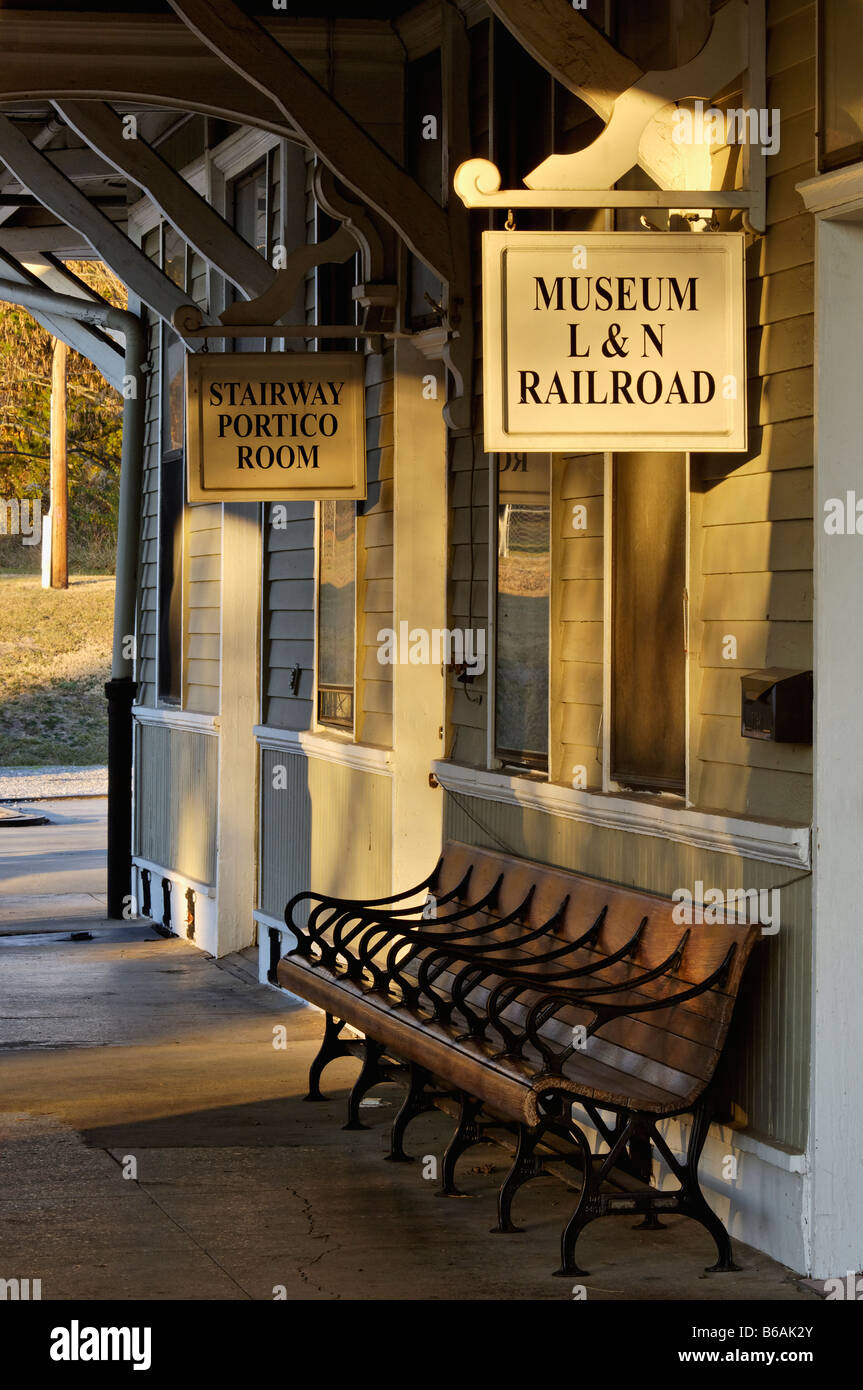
[50,336,68,589]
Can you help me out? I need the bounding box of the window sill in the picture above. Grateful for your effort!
[133,705,220,735]
[431,761,811,869]
[253,725,392,776]
[798,163,863,214]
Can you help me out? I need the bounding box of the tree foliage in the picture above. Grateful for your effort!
[0,261,126,554]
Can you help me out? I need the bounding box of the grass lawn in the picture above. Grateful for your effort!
[0,575,115,767]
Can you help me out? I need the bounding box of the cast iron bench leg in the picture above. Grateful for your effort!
[441,1092,484,1196]
[385,1063,434,1162]
[493,1122,548,1234]
[676,1100,741,1272]
[344,1037,388,1130]
[305,1013,357,1102]
[554,1121,599,1277]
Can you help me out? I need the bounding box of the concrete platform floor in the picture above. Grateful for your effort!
[0,923,821,1302]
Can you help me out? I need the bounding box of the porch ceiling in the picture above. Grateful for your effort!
[0,5,413,288]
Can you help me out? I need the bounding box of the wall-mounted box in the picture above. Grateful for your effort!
[741,669,813,744]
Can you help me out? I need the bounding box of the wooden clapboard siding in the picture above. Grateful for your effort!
[136,302,161,706]
[258,746,391,917]
[551,452,603,788]
[689,0,815,822]
[181,240,222,715]
[134,721,218,883]
[443,791,811,1152]
[263,502,315,729]
[356,347,394,747]
[183,502,221,714]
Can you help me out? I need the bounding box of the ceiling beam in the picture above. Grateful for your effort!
[0,248,125,389]
[54,100,275,300]
[0,12,292,136]
[0,119,61,228]
[0,227,111,258]
[0,115,202,332]
[166,0,455,286]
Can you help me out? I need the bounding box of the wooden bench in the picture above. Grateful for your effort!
[277,841,760,1276]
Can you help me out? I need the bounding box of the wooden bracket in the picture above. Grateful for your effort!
[457,0,766,234]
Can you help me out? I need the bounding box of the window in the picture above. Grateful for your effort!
[611,453,686,792]
[495,454,550,770]
[233,160,269,256]
[317,499,356,729]
[818,0,863,171]
[230,156,274,352]
[314,194,358,353]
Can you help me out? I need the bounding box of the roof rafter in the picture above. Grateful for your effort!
[0,248,125,390]
[54,100,275,301]
[0,114,202,333]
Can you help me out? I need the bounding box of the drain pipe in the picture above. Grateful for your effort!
[0,279,146,918]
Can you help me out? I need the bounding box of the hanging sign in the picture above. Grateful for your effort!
[482,231,746,453]
[186,352,366,502]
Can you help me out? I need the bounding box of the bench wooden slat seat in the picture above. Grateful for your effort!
[277,841,760,1276]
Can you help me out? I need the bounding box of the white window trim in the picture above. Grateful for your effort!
[490,451,553,774]
[132,854,215,899]
[133,705,219,735]
[254,725,391,776]
[431,759,811,869]
[313,498,359,740]
[798,164,863,216]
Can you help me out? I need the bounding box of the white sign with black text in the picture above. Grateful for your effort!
[482,231,746,453]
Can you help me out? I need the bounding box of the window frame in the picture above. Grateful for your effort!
[490,452,552,775]
[817,0,863,173]
[602,453,691,801]
[486,451,692,801]
[607,452,689,797]
[313,498,358,738]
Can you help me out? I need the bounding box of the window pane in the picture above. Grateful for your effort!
[611,453,686,792]
[496,454,550,767]
[162,328,185,454]
[820,0,863,169]
[234,164,268,256]
[158,455,183,704]
[231,162,269,352]
[318,499,355,728]
[163,225,186,290]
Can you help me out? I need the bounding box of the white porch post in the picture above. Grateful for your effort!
[808,209,863,1278]
[214,500,262,957]
[391,340,447,891]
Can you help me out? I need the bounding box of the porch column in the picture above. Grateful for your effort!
[214,501,262,956]
[809,211,863,1278]
[391,340,447,890]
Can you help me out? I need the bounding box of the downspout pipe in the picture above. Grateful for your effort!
[0,279,146,918]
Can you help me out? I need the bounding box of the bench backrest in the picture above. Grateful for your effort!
[430,840,761,1102]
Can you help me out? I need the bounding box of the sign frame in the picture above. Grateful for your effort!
[185,350,367,504]
[482,230,747,454]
